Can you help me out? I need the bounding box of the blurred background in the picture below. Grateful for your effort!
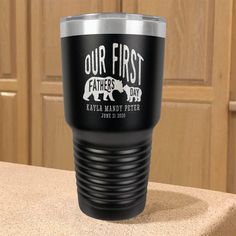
[0,0,235,193]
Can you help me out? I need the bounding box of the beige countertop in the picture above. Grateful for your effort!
[1,161,236,236]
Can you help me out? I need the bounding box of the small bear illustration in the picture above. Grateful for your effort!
[123,84,142,102]
[83,76,123,101]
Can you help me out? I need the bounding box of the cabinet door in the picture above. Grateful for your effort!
[30,0,121,170]
[228,1,236,194]
[0,0,29,164]
[123,0,232,191]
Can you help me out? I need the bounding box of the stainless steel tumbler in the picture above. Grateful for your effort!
[60,13,166,220]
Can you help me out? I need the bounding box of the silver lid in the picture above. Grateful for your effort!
[60,13,166,38]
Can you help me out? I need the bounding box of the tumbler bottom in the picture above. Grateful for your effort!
[79,194,146,221]
[73,129,152,221]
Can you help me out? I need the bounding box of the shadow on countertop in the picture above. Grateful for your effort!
[114,189,208,224]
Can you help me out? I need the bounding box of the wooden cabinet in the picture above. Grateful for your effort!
[30,0,121,169]
[0,0,234,192]
[0,0,29,164]
[123,0,232,191]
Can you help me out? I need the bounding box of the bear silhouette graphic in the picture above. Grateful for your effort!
[123,84,142,102]
[83,76,123,101]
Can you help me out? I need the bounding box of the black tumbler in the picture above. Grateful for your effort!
[60,13,166,220]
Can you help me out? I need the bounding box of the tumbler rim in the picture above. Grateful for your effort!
[61,12,166,23]
[60,12,166,38]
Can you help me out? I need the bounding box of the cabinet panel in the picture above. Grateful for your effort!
[123,0,214,85]
[41,0,121,81]
[42,96,73,169]
[0,0,16,78]
[0,93,17,162]
[150,102,211,188]
[228,113,236,193]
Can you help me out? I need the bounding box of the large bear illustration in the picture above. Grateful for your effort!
[83,76,123,101]
[123,84,142,102]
